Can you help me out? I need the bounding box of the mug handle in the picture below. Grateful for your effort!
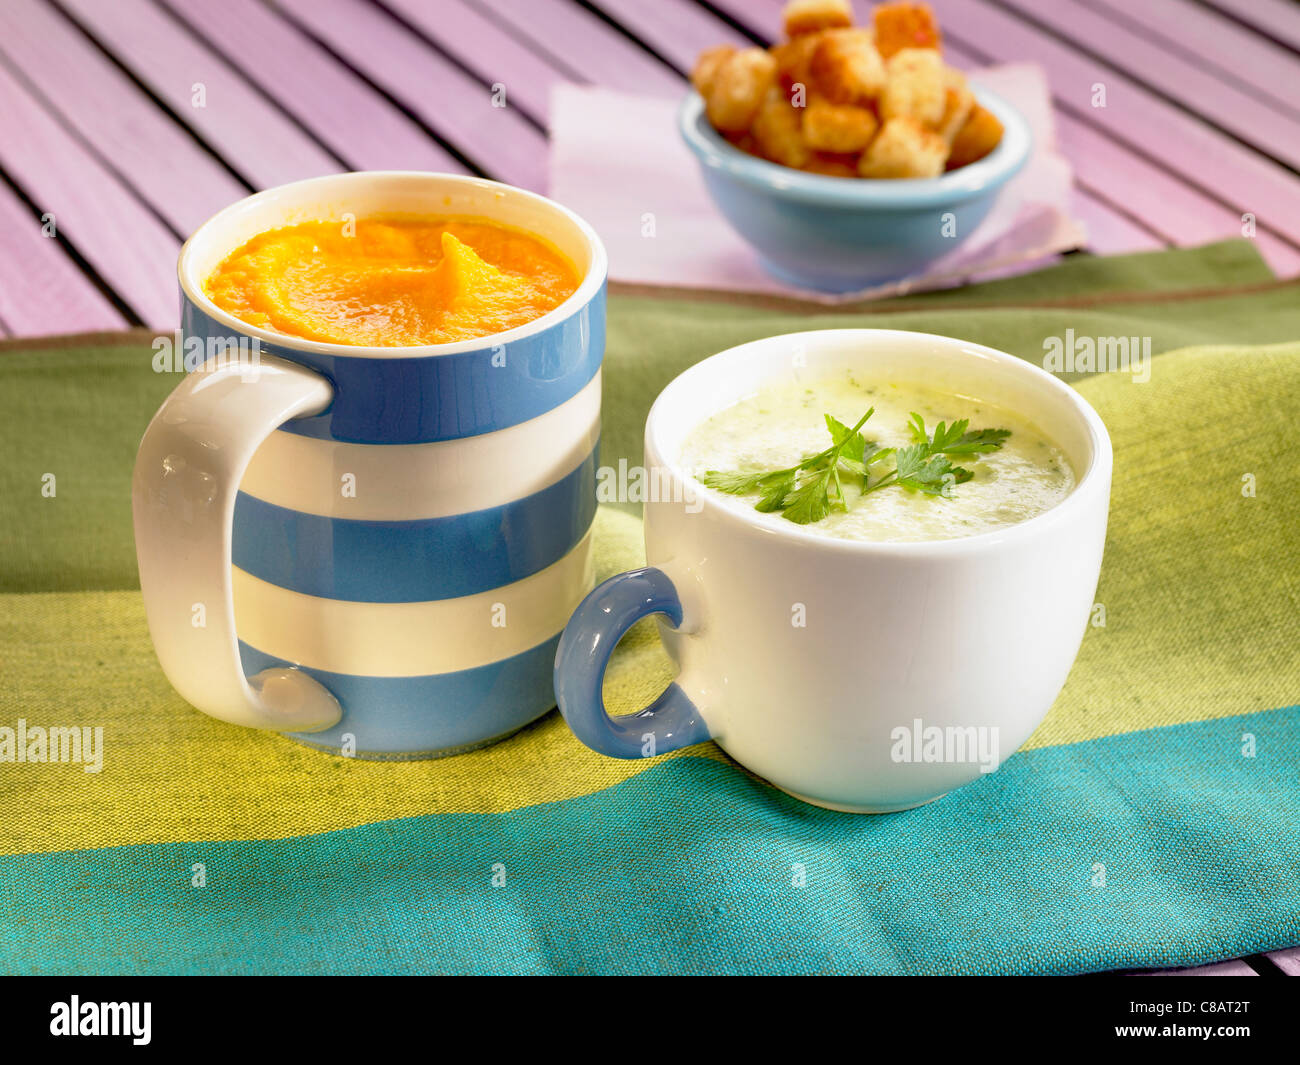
[554,567,712,758]
[132,353,342,732]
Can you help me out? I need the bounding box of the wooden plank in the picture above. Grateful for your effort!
[161,0,466,175]
[1048,109,1262,249]
[587,0,751,69]
[928,0,1300,247]
[0,0,246,236]
[1056,112,1300,274]
[993,0,1300,171]
[0,180,126,336]
[380,0,575,126]
[938,38,1169,252]
[56,0,341,189]
[703,0,803,40]
[1065,191,1164,255]
[1203,0,1300,53]
[938,37,1300,272]
[0,59,179,328]
[276,0,547,189]
[1079,0,1300,115]
[1266,947,1300,976]
[472,0,683,98]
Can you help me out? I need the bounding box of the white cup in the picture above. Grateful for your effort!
[554,329,1112,812]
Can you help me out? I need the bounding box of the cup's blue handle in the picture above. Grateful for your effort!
[555,567,711,759]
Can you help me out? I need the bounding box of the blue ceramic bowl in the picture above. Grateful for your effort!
[678,88,1031,293]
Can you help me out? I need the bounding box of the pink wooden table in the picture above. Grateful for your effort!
[0,0,1295,975]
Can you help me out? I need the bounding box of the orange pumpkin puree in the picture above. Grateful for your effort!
[203,216,581,346]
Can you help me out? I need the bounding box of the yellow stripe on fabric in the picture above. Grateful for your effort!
[0,508,709,857]
[1022,342,1300,750]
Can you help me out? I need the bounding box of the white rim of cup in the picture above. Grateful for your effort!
[176,171,610,360]
[645,328,1113,557]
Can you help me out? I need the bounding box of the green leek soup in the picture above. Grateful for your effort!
[680,371,1076,542]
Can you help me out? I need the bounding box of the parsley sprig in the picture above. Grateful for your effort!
[700,408,1010,524]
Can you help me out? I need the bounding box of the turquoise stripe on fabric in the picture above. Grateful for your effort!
[231,445,598,602]
[2,706,1296,975]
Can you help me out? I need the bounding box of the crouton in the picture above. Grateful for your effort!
[809,28,887,104]
[782,0,854,38]
[873,2,942,60]
[751,87,812,168]
[772,31,824,94]
[880,47,945,125]
[691,44,737,97]
[856,116,947,178]
[803,151,860,177]
[705,48,779,132]
[802,97,879,153]
[946,103,1004,168]
[724,130,761,159]
[934,66,975,144]
[693,2,974,181]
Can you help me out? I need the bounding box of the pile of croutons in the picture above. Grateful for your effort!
[692,0,1004,179]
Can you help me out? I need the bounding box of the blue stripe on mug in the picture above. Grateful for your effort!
[238,636,560,758]
[232,443,598,603]
[181,288,606,445]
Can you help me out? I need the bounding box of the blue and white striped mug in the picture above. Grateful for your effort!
[133,172,606,758]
